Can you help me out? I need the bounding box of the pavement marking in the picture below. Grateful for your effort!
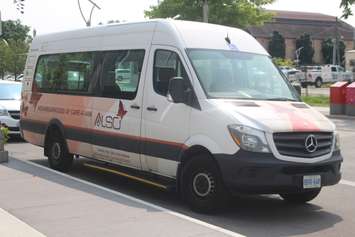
[13,157,245,237]
[340,179,355,187]
[0,208,46,237]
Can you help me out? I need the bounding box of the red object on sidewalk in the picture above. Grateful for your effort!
[330,81,349,115]
[345,82,355,116]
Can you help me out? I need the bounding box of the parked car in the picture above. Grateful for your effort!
[0,80,22,136]
[16,74,24,82]
[322,65,353,83]
[299,65,353,88]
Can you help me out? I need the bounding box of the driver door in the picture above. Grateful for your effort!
[140,46,192,178]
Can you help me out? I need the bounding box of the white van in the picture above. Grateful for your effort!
[21,20,342,212]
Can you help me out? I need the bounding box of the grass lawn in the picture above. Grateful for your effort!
[301,95,330,107]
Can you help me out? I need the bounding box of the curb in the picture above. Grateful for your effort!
[0,151,9,163]
[323,114,355,120]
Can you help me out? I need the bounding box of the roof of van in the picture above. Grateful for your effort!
[30,19,268,56]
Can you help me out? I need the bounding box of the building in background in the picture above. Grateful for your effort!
[247,10,355,64]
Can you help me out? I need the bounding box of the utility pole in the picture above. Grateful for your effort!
[78,0,101,27]
[0,11,2,37]
[333,17,339,65]
[203,0,208,23]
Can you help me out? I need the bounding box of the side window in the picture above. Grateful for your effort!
[34,52,95,93]
[331,67,337,72]
[101,50,145,100]
[153,50,189,96]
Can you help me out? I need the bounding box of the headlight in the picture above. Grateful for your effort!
[334,132,340,151]
[228,125,271,153]
[0,106,8,116]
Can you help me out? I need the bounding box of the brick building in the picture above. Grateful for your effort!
[247,10,355,64]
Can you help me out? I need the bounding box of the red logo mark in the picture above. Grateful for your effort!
[117,101,127,119]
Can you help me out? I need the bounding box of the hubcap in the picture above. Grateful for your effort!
[51,142,61,160]
[192,173,215,197]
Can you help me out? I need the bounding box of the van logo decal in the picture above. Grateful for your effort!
[117,101,127,119]
[95,101,127,130]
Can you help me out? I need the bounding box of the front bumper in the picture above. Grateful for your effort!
[215,150,342,194]
[0,115,20,135]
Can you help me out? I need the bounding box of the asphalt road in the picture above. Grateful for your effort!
[5,117,355,237]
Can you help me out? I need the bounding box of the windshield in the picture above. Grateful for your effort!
[0,83,22,100]
[187,49,299,101]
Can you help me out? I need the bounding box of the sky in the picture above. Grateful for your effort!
[0,0,354,36]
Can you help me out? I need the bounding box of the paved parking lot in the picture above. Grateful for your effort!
[2,117,355,237]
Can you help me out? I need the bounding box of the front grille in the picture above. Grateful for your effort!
[273,132,333,158]
[8,110,20,120]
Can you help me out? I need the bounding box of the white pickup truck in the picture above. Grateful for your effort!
[300,65,353,88]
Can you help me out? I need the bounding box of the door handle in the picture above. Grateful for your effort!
[146,106,158,112]
[130,104,140,110]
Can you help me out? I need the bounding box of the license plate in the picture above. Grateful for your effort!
[303,175,321,189]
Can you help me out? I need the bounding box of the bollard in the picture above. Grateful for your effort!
[0,130,9,163]
[330,81,349,115]
[345,82,355,116]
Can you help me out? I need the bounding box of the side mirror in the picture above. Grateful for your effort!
[168,77,186,103]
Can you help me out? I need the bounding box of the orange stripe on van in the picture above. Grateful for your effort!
[21,118,189,150]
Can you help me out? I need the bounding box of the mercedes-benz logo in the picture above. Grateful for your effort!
[305,134,318,153]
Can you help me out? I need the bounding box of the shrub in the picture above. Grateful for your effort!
[0,125,9,143]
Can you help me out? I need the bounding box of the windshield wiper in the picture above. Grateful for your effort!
[266,98,297,101]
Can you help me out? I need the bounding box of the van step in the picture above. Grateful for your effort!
[83,162,176,191]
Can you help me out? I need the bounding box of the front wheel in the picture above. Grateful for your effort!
[182,154,228,213]
[280,188,321,203]
[46,130,73,172]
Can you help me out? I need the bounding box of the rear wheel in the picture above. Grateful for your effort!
[280,188,321,203]
[182,154,228,213]
[315,78,322,88]
[46,129,73,172]
[301,82,307,88]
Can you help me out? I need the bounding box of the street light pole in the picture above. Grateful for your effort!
[203,0,208,23]
[77,0,101,27]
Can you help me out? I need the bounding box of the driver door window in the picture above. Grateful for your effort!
[153,50,188,96]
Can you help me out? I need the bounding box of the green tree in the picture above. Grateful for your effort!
[268,31,285,58]
[321,38,346,65]
[0,20,31,79]
[296,33,314,65]
[145,0,275,28]
[5,39,29,79]
[0,41,10,79]
[340,0,354,18]
[1,20,31,42]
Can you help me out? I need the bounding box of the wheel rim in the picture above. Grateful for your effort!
[51,142,61,160]
[192,173,215,197]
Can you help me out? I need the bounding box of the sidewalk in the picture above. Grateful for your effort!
[313,106,355,120]
[0,158,239,237]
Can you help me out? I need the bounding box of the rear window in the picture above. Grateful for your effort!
[34,52,95,94]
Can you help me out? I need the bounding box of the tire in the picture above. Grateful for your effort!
[280,188,321,204]
[182,154,228,213]
[46,129,73,172]
[315,78,322,88]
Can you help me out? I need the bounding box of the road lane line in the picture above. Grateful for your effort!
[340,179,355,187]
[0,208,46,237]
[13,157,245,237]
